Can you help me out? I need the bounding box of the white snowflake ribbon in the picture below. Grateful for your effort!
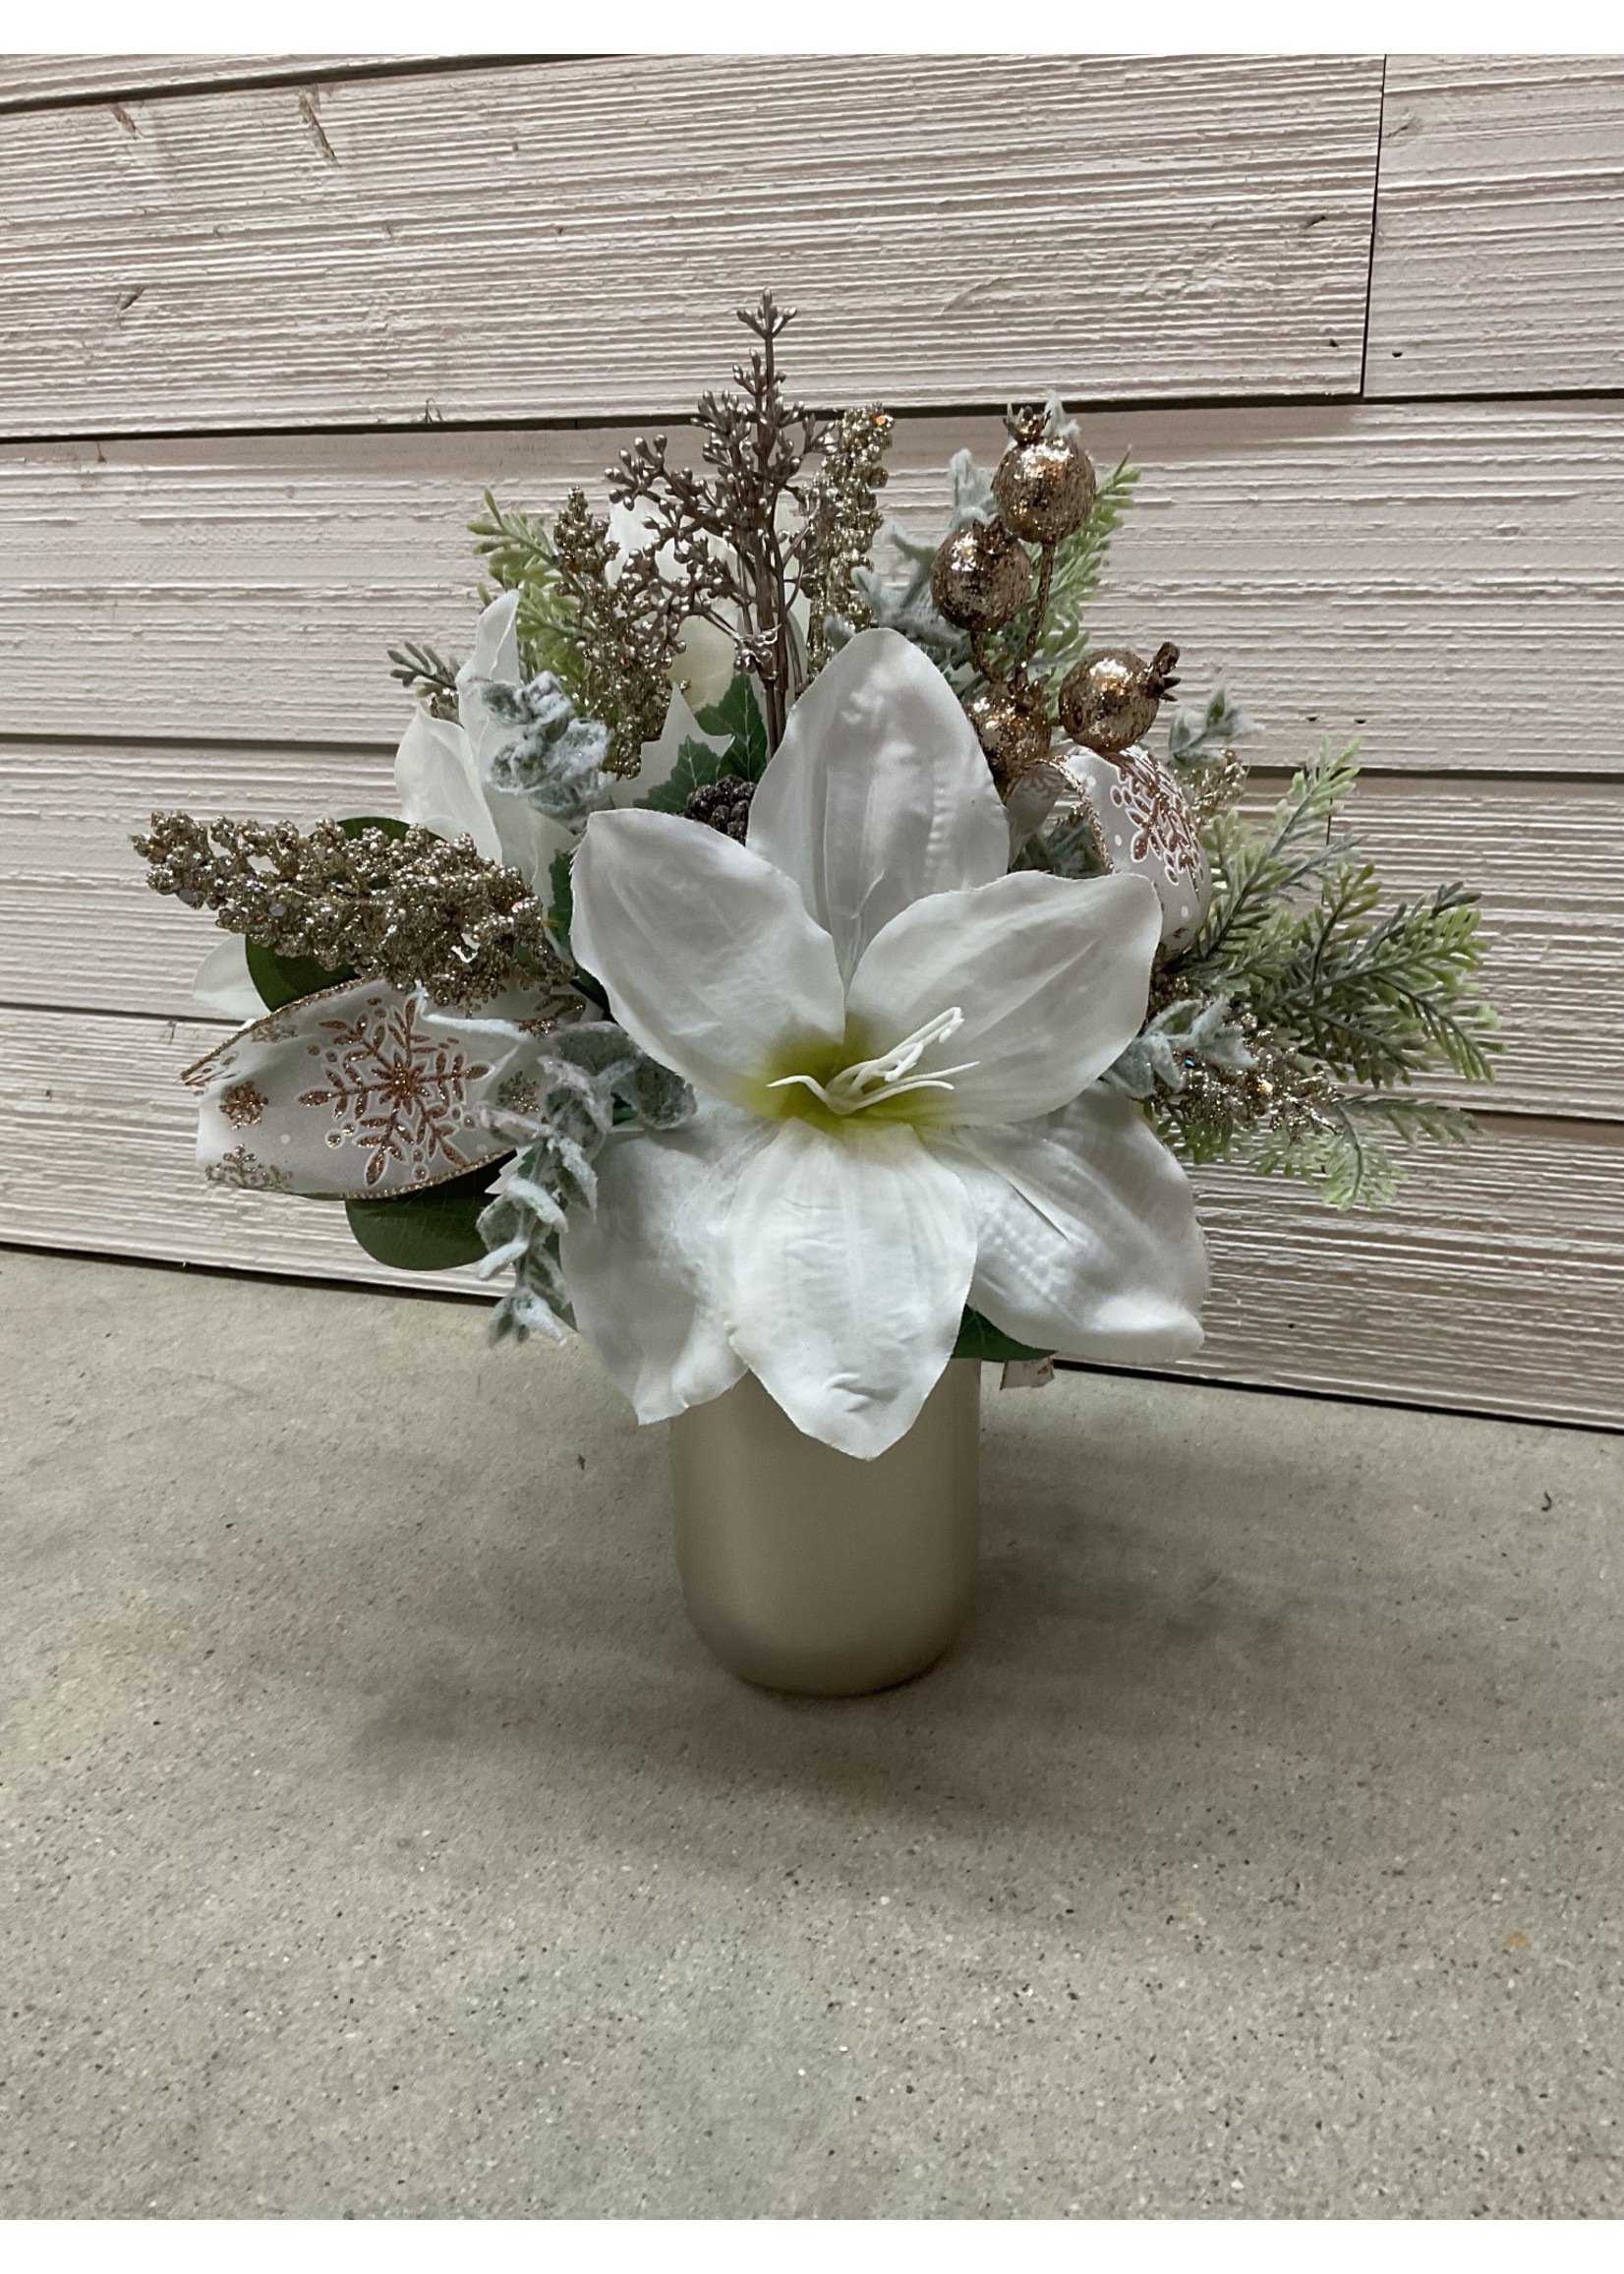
[1060,741,1212,952]
[182,978,547,1198]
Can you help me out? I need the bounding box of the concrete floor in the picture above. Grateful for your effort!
[1,1246,1620,2219]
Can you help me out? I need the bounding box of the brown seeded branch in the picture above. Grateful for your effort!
[607,291,828,746]
[133,811,574,1014]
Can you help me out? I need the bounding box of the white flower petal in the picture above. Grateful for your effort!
[484,790,575,897]
[845,869,1161,1127]
[938,1090,1207,1363]
[569,808,845,1104]
[393,709,502,860]
[456,590,523,780]
[746,627,1007,981]
[466,587,521,687]
[667,615,737,713]
[720,1121,977,1459]
[607,500,662,571]
[191,934,262,1022]
[560,1100,765,1424]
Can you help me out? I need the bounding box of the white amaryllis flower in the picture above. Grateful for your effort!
[562,626,1206,1459]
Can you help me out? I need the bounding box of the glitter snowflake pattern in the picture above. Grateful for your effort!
[204,1145,292,1194]
[1102,745,1204,882]
[298,994,491,1189]
[219,1079,267,1128]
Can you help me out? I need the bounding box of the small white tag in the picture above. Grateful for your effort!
[1000,1357,1056,1391]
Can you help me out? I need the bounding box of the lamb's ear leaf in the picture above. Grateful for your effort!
[951,1307,1051,1365]
[344,1159,507,1273]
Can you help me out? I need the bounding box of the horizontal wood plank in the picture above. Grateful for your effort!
[2,1006,1617,1428]
[1187,1113,1624,1428]
[3,400,1621,771]
[2,751,1599,1118]
[0,56,427,110]
[0,55,1380,435]
[1366,56,1624,398]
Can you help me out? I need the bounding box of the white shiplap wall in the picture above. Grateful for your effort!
[1,52,1620,1428]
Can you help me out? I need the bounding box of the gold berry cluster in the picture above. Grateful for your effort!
[928,412,1181,794]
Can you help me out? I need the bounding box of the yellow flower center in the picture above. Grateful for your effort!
[744,1009,974,1136]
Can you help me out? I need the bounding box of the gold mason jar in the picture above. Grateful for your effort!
[668,1361,982,1696]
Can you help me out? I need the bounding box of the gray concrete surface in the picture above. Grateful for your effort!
[1,1245,1620,2219]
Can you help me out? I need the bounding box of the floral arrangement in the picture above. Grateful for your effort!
[136,296,1496,1459]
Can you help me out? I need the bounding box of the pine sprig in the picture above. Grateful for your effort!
[1181,743,1362,981]
[1028,453,1139,688]
[467,490,587,699]
[467,491,552,588]
[1263,873,1499,1086]
[1138,740,1500,1206]
[386,640,461,720]
[1249,1092,1479,1210]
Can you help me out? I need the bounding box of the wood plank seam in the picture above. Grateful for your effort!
[1364,55,1624,400]
[20,380,1624,451]
[0,55,562,117]
[1357,53,1389,397]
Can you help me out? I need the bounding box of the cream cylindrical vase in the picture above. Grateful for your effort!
[668,1361,981,1697]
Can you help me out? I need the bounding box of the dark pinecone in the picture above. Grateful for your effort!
[683,775,757,843]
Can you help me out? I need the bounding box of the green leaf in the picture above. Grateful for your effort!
[639,674,768,815]
[546,845,575,944]
[245,937,351,1011]
[692,673,769,778]
[339,814,411,842]
[344,1159,506,1272]
[542,844,609,1012]
[641,736,751,816]
[548,841,609,1009]
[952,1308,1051,1364]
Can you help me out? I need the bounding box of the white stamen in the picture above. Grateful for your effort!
[769,1007,977,1118]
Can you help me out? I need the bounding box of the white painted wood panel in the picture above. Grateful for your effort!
[0,55,1381,435]
[0,57,424,110]
[2,1007,1617,1428]
[1366,56,1624,398]
[6,401,1618,771]
[2,748,1604,1119]
[1188,1113,1624,1428]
